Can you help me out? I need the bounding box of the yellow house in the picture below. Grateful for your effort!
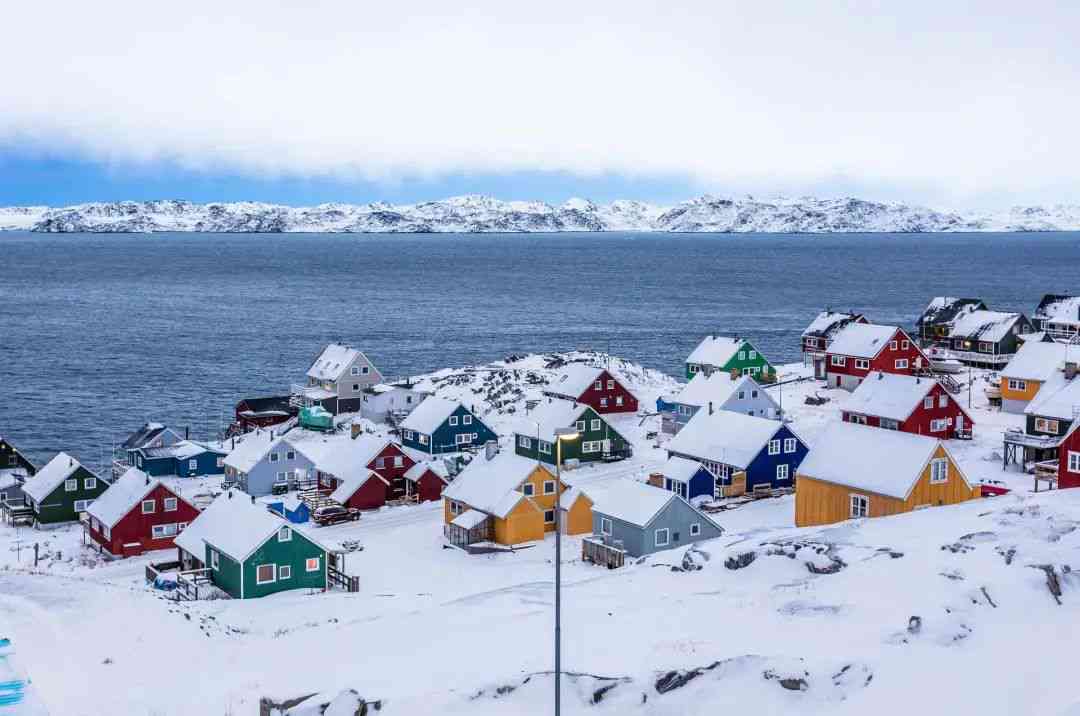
[795,422,978,528]
[1000,341,1070,413]
[442,451,592,547]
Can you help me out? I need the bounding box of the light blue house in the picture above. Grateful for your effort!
[223,430,318,497]
[659,372,781,435]
[399,396,498,455]
[587,479,724,558]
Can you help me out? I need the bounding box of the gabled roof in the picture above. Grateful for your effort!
[329,470,389,503]
[1024,372,1080,421]
[845,372,968,423]
[121,423,180,451]
[139,439,226,460]
[797,422,970,500]
[669,372,762,409]
[665,410,791,469]
[23,452,94,502]
[403,460,449,484]
[283,430,390,480]
[399,396,470,435]
[948,310,1025,342]
[1034,294,1080,324]
[515,398,595,441]
[442,452,548,519]
[826,323,901,359]
[662,456,711,483]
[588,479,722,532]
[686,336,744,367]
[223,430,283,473]
[916,297,986,328]
[547,363,606,398]
[1001,340,1071,381]
[87,467,196,528]
[802,311,866,339]
[306,343,376,381]
[0,437,34,472]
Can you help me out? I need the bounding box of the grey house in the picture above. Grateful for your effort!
[223,430,318,497]
[586,479,723,558]
[659,371,780,435]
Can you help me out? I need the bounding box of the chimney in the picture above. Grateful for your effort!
[708,401,714,415]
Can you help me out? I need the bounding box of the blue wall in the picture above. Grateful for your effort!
[405,404,498,454]
[744,424,808,490]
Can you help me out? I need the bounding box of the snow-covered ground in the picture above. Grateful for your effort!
[2,358,1077,715]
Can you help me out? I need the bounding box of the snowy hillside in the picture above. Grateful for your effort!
[5,194,1080,233]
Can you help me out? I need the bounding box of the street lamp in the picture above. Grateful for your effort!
[552,425,579,716]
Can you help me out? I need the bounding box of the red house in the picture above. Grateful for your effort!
[330,470,392,509]
[842,372,974,439]
[824,324,928,391]
[403,461,450,502]
[316,434,417,507]
[801,310,869,376]
[543,364,638,414]
[1057,423,1080,489]
[84,468,201,557]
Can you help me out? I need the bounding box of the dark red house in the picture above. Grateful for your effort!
[330,471,391,509]
[842,372,974,439]
[403,462,449,503]
[543,364,638,414]
[84,468,201,557]
[1057,423,1080,489]
[317,435,417,506]
[233,395,297,433]
[824,324,928,391]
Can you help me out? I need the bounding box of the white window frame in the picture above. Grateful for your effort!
[522,483,535,496]
[65,478,77,492]
[519,435,532,449]
[306,557,320,572]
[901,340,909,350]
[449,415,459,427]
[256,564,277,585]
[924,396,934,409]
[73,499,92,512]
[351,366,360,376]
[361,366,370,375]
[749,350,757,359]
[1068,451,1080,474]
[895,359,909,369]
[216,457,225,468]
[539,440,552,455]
[938,394,948,408]
[599,398,608,407]
[278,526,292,542]
[84,477,97,490]
[164,497,178,512]
[831,355,846,367]
[581,441,600,454]
[768,439,780,455]
[269,452,280,463]
[590,419,601,431]
[930,419,948,432]
[594,380,602,390]
[783,438,796,453]
[455,433,474,445]
[654,528,670,547]
[689,523,701,537]
[1035,417,1060,434]
[152,523,178,539]
[462,415,473,425]
[607,379,615,389]
[889,340,898,350]
[279,565,292,580]
[543,509,555,524]
[575,420,586,432]
[393,455,403,467]
[930,457,948,483]
[188,459,198,472]
[600,517,612,535]
[210,550,220,570]
[854,358,869,370]
[142,499,155,514]
[419,434,429,445]
[543,480,556,495]
[850,494,869,518]
[615,396,623,406]
[1008,378,1027,391]
[776,464,789,480]
[404,429,414,440]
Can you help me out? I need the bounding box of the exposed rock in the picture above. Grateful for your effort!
[724,551,757,570]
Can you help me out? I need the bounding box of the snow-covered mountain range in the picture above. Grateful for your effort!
[2,195,1080,233]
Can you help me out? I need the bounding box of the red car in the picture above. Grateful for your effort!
[979,482,1011,497]
[312,505,361,526]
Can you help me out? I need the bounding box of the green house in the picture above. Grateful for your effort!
[514,398,630,465]
[685,335,775,381]
[22,452,109,525]
[174,489,331,599]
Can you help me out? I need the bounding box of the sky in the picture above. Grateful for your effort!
[2,1,1078,209]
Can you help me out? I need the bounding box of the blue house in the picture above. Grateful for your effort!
[132,440,228,478]
[655,456,715,500]
[398,397,498,455]
[260,495,311,524]
[664,409,808,494]
[587,479,724,558]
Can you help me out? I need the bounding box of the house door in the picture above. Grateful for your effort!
[956,414,964,434]
[814,358,825,379]
[602,439,611,455]
[835,375,842,388]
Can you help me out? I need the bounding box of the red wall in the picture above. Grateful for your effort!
[342,475,390,510]
[560,370,638,414]
[843,382,974,439]
[367,443,415,498]
[826,329,928,382]
[88,483,201,556]
[410,470,445,502]
[1058,429,1080,489]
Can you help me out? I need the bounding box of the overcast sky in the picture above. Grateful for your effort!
[2,1,1078,207]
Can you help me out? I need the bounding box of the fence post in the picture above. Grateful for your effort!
[34,543,39,567]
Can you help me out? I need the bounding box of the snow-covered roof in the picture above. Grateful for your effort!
[797,422,969,500]
[1001,340,1071,380]
[826,323,900,359]
[399,396,466,435]
[284,430,389,480]
[547,363,605,398]
[1024,372,1080,420]
[140,440,223,460]
[948,310,1024,342]
[306,343,362,381]
[588,479,678,527]
[22,452,89,503]
[223,430,283,473]
[916,297,985,328]
[442,452,546,518]
[665,410,788,468]
[845,372,962,422]
[121,423,177,451]
[515,398,593,440]
[451,509,489,530]
[1034,294,1080,324]
[403,461,449,484]
[87,467,195,528]
[669,372,756,408]
[558,485,588,510]
[802,311,864,339]
[662,456,709,483]
[177,489,324,562]
[329,470,388,503]
[686,335,743,367]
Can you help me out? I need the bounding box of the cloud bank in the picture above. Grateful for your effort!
[2,1,1078,206]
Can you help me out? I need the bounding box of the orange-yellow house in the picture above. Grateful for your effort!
[795,422,979,528]
[442,451,592,547]
[1000,340,1070,413]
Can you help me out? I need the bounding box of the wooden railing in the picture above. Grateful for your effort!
[582,537,626,569]
[327,563,360,592]
[175,568,213,601]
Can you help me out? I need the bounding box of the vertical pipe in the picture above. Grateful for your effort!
[554,437,562,716]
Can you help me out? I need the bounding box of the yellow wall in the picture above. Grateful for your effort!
[564,494,594,535]
[444,462,575,544]
[795,445,979,527]
[1001,376,1042,402]
[494,499,545,544]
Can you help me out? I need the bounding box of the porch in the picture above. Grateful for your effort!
[0,496,34,527]
[1002,429,1061,471]
[581,536,626,569]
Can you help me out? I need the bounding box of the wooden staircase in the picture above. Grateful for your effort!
[916,368,962,394]
[298,486,338,513]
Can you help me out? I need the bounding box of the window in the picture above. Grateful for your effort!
[404,430,414,440]
[216,457,225,468]
[776,464,789,480]
[449,415,459,426]
[286,451,295,461]
[594,380,602,390]
[522,483,535,496]
[518,435,532,449]
[211,550,219,570]
[278,526,292,542]
[924,396,934,409]
[543,480,556,495]
[543,509,555,524]
[539,440,552,454]
[575,420,585,432]
[688,364,699,374]
[1068,451,1080,473]
[689,523,701,537]
[73,499,92,512]
[848,413,867,425]
[591,419,601,431]
[419,434,429,445]
[850,494,869,518]
[600,517,612,535]
[353,384,360,391]
[599,398,608,408]
[615,396,623,406]
[655,528,670,546]
[455,433,473,445]
[582,441,601,453]
[738,351,746,360]
[351,366,360,376]
[607,380,615,389]
[279,565,292,580]
[880,418,899,430]
[939,394,948,408]
[930,419,948,432]
[256,564,276,585]
[1008,379,1027,391]
[361,366,370,375]
[784,438,796,453]
[164,497,178,512]
[854,358,869,370]
[737,390,745,400]
[152,523,178,539]
[462,415,473,425]
[751,390,758,398]
[142,499,155,514]
[895,359,909,369]
[65,478,77,492]
[901,340,909,350]
[276,471,289,482]
[1035,418,1060,434]
[306,557,320,572]
[768,439,780,455]
[930,458,948,483]
[375,457,385,469]
[831,355,846,367]
[749,350,757,359]
[81,477,97,490]
[393,456,403,467]
[978,342,993,353]
[889,340,898,350]
[178,522,188,531]
[269,452,280,463]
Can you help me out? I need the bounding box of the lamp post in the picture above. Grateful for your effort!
[552,426,579,716]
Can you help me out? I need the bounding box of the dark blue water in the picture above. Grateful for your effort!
[2,231,1078,470]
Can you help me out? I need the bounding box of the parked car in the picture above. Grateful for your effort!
[312,505,361,526]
